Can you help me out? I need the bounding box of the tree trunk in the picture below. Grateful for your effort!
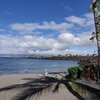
[91,0,100,80]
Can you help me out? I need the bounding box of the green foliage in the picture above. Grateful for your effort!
[96,79,100,84]
[69,82,90,96]
[89,0,100,11]
[89,4,100,11]
[89,5,92,11]
[68,66,83,79]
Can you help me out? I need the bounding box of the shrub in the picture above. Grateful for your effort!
[96,79,100,84]
[68,66,83,79]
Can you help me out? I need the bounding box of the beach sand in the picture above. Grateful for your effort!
[0,74,78,100]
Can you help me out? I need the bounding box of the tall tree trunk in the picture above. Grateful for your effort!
[91,0,100,80]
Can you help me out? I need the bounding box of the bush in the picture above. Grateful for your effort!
[96,79,100,84]
[68,66,83,79]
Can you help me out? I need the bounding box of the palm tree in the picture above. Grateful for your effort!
[0,75,100,100]
[90,0,100,80]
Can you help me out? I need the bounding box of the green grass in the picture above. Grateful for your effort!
[69,82,91,97]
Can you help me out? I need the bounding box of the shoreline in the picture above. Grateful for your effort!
[0,70,68,76]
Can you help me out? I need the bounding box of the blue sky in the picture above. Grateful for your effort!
[0,0,91,23]
[0,0,97,55]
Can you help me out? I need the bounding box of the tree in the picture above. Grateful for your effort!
[90,0,100,80]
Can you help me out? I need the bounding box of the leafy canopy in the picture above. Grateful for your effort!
[89,0,100,10]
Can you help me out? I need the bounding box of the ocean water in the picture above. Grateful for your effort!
[0,57,78,74]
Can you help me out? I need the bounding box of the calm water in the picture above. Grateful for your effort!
[0,57,78,74]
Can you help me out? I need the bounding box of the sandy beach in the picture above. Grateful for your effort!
[0,74,78,100]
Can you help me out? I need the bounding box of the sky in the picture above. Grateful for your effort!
[0,0,98,55]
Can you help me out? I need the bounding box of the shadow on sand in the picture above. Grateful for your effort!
[0,76,100,100]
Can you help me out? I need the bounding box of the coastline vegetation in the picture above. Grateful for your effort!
[9,54,97,61]
[67,66,83,79]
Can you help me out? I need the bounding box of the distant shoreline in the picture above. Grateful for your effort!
[0,55,96,61]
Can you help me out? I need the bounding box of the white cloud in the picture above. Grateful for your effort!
[65,16,86,26]
[10,23,39,32]
[58,32,75,43]
[0,30,96,55]
[73,32,96,46]
[58,31,96,47]
[0,34,69,54]
[65,13,94,27]
[9,13,94,35]
[0,12,97,55]
[21,35,70,50]
[10,21,74,33]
